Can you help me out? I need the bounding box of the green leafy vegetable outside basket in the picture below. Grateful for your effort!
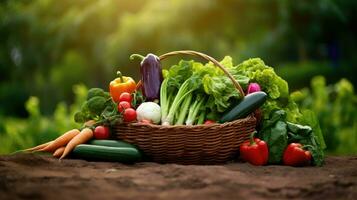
[73,88,122,127]
[237,58,326,166]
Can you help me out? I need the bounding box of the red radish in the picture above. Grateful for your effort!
[246,83,262,126]
[119,92,132,103]
[94,126,110,139]
[204,120,216,125]
[247,83,261,94]
[118,101,131,112]
[124,108,137,122]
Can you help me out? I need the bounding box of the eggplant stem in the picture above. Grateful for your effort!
[130,54,145,61]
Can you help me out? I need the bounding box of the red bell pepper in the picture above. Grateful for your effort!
[239,133,269,166]
[283,143,312,167]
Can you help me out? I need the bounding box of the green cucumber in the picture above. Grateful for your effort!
[88,139,137,149]
[71,144,142,163]
[220,91,267,123]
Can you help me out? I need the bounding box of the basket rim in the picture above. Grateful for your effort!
[116,114,255,129]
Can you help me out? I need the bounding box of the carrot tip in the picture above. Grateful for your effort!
[10,150,23,155]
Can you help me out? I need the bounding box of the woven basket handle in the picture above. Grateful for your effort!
[159,50,245,97]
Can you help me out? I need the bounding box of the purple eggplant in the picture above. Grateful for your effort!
[130,53,163,101]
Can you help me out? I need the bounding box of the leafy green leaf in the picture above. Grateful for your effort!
[287,122,312,136]
[201,57,248,113]
[166,60,193,89]
[308,146,325,166]
[298,110,326,150]
[261,109,286,129]
[257,110,288,164]
[262,120,288,164]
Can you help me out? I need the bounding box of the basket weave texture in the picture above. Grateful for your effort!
[114,50,257,164]
[115,115,256,164]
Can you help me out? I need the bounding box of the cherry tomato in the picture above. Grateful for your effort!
[94,126,110,139]
[204,120,216,125]
[123,108,137,122]
[119,92,132,103]
[118,101,131,112]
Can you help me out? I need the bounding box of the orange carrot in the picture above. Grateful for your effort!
[60,128,93,159]
[84,120,96,127]
[39,129,80,152]
[53,146,66,158]
[22,141,53,152]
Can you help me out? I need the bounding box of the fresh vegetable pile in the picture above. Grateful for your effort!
[23,51,325,167]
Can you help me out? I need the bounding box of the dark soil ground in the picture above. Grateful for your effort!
[0,154,356,200]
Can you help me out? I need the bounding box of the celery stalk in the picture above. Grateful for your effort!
[185,96,206,125]
[163,79,195,125]
[175,93,192,125]
[160,79,169,124]
[197,111,206,125]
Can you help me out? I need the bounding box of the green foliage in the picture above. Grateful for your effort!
[260,110,288,164]
[87,88,110,100]
[161,57,249,125]
[291,76,357,155]
[1,0,357,117]
[203,56,249,112]
[237,59,326,164]
[0,0,149,115]
[0,84,88,154]
[235,58,302,123]
[74,87,118,124]
[286,122,325,166]
[258,109,325,166]
[237,58,289,100]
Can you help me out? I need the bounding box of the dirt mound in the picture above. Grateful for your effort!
[0,154,356,200]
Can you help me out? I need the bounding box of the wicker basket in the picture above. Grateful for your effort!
[115,50,256,164]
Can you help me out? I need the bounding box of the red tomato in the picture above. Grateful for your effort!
[118,101,131,112]
[94,126,110,139]
[123,108,137,122]
[119,92,132,103]
[204,120,216,125]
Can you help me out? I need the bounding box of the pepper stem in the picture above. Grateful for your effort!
[130,54,145,61]
[117,71,124,83]
[249,131,257,145]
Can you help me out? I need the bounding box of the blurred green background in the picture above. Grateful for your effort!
[0,0,356,155]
